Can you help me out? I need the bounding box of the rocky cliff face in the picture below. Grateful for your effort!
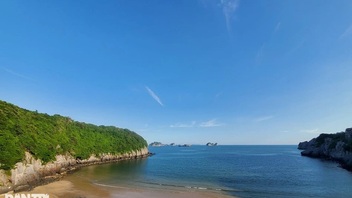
[298,128,352,170]
[0,147,149,193]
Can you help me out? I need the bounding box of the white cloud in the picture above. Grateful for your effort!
[199,119,223,127]
[220,0,240,34]
[170,121,196,128]
[254,115,274,122]
[339,24,352,39]
[145,86,164,106]
[199,0,239,35]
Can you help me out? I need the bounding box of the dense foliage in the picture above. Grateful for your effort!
[315,133,346,147]
[0,100,147,170]
[315,132,352,151]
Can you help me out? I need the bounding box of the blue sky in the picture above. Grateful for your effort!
[1,0,352,145]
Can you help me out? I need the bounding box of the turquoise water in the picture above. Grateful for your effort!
[73,145,352,197]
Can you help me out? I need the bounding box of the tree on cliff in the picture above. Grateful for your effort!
[0,100,148,170]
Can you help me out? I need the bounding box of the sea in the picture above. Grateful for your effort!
[71,145,352,198]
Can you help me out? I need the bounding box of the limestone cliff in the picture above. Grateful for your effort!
[0,147,149,194]
[298,128,352,170]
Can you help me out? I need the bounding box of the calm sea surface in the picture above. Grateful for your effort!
[72,145,352,198]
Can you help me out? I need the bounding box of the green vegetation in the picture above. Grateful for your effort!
[315,132,345,147]
[315,132,352,152]
[0,100,147,170]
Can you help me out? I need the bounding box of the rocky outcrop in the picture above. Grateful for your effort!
[149,142,167,147]
[0,147,149,194]
[298,140,311,150]
[298,128,352,171]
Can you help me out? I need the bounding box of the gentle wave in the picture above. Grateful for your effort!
[92,182,129,189]
[93,180,238,193]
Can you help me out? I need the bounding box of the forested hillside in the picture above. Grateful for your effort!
[0,100,147,170]
[298,128,352,170]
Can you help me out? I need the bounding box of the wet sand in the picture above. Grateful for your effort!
[1,176,235,198]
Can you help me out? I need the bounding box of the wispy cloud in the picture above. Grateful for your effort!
[286,40,305,57]
[300,128,321,134]
[215,92,223,98]
[220,0,240,34]
[170,121,196,128]
[339,24,352,39]
[255,43,265,64]
[145,86,164,106]
[199,119,223,127]
[254,115,274,122]
[170,119,223,128]
[2,67,34,81]
[274,22,281,33]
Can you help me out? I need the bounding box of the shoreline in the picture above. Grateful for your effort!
[0,149,151,194]
[1,155,236,198]
[1,174,236,198]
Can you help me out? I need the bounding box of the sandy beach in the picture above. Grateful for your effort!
[0,175,235,198]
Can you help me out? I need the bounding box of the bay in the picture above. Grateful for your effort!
[71,145,352,198]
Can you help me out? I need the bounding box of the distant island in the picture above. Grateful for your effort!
[0,100,149,193]
[178,144,191,147]
[149,142,167,147]
[149,142,192,147]
[206,142,218,146]
[149,142,219,147]
[298,127,352,171]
